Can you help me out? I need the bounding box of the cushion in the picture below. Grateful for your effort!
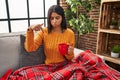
[0,34,20,76]
[19,35,45,67]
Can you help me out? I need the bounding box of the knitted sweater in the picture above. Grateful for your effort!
[24,27,75,64]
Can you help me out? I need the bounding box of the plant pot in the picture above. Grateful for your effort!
[119,27,120,30]
[110,25,115,29]
[111,52,119,58]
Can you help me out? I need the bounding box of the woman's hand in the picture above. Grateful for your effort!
[28,24,43,32]
[68,45,74,54]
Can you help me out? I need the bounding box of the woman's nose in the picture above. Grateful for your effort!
[53,19,57,22]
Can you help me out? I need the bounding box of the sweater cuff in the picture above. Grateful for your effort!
[27,27,33,31]
[26,28,34,38]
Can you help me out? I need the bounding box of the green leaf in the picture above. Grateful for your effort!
[65,0,100,35]
[112,45,120,53]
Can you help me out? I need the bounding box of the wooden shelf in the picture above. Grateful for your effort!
[102,0,120,3]
[96,1,120,67]
[97,54,120,65]
[99,29,120,34]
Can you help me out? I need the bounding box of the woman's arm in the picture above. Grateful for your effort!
[65,30,75,60]
[24,24,44,52]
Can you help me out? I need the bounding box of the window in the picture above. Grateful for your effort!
[0,0,58,33]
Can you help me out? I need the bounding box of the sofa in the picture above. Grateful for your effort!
[0,32,83,77]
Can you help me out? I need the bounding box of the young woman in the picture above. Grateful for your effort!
[24,5,75,64]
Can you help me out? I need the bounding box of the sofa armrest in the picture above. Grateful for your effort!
[74,48,84,57]
[74,48,105,61]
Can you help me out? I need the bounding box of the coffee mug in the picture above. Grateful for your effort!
[58,43,69,55]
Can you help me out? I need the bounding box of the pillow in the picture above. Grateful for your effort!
[19,35,45,68]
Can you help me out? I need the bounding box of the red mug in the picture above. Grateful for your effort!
[58,43,69,55]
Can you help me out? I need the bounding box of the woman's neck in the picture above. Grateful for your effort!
[53,27,62,33]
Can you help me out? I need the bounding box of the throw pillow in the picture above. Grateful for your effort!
[19,35,45,68]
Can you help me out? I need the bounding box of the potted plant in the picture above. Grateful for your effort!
[65,0,101,47]
[117,22,120,29]
[111,45,120,58]
[110,19,115,29]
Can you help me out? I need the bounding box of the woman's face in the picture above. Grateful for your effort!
[50,12,62,28]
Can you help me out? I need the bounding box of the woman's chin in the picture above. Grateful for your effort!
[52,25,60,28]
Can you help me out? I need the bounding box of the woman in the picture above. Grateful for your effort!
[24,5,75,64]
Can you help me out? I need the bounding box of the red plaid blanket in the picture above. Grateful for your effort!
[4,50,120,80]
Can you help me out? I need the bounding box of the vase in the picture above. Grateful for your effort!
[110,25,114,29]
[111,52,120,58]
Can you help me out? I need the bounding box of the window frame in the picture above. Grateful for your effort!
[0,0,59,33]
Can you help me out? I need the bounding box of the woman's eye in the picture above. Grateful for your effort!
[50,17,54,20]
[56,16,60,20]
[50,16,60,20]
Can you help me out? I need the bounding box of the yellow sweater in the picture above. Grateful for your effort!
[24,27,75,64]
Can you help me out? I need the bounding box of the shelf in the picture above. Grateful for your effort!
[97,54,120,65]
[102,0,120,3]
[99,29,120,34]
[96,1,120,68]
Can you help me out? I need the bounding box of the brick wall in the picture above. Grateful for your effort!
[59,0,100,53]
[78,7,100,53]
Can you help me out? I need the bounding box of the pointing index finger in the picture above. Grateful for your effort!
[39,23,44,33]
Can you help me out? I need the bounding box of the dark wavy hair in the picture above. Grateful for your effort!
[47,5,67,33]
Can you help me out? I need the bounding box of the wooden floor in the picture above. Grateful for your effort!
[105,61,120,72]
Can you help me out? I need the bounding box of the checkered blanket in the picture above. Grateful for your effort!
[6,50,120,80]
